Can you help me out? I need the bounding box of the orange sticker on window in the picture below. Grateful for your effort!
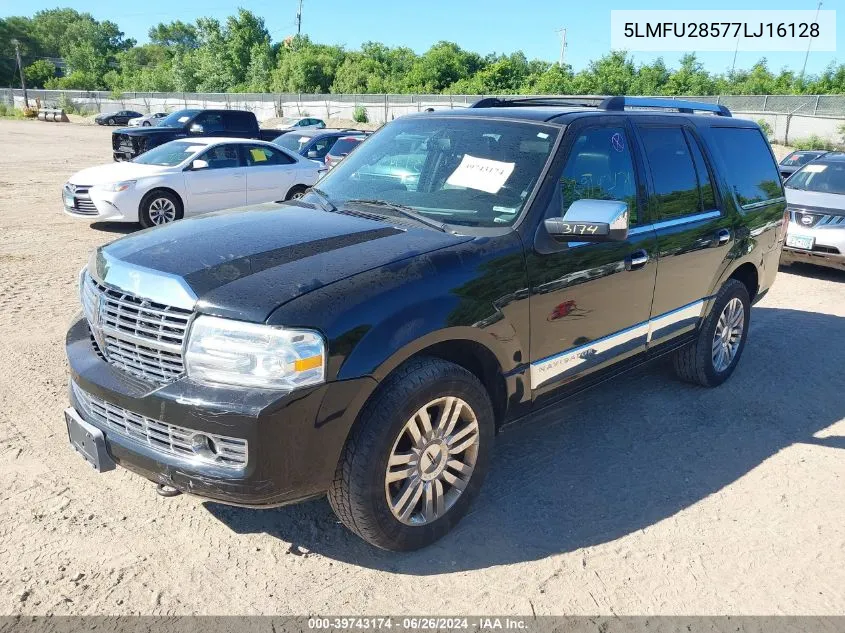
[250,148,267,162]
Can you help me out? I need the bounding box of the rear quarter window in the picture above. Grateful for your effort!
[710,128,783,208]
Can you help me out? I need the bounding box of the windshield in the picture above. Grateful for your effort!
[329,137,365,156]
[782,151,822,167]
[276,117,301,127]
[311,117,558,227]
[157,109,201,128]
[274,133,311,153]
[133,141,205,166]
[786,161,845,194]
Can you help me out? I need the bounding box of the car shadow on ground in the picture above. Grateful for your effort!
[780,263,845,282]
[89,222,139,235]
[205,307,845,573]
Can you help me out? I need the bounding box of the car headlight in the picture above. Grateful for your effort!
[185,315,326,390]
[97,180,135,192]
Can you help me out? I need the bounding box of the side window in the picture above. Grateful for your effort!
[194,113,224,134]
[710,128,784,208]
[638,126,700,220]
[223,111,251,133]
[199,145,241,170]
[684,130,717,211]
[558,126,638,224]
[243,145,295,166]
[311,136,339,159]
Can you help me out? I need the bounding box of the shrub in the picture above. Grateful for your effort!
[756,119,773,138]
[57,93,76,114]
[353,105,368,123]
[790,135,838,151]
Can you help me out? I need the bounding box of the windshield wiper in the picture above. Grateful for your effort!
[309,187,338,213]
[345,199,447,232]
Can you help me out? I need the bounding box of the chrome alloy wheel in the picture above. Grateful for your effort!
[712,297,744,372]
[148,198,177,224]
[385,397,480,526]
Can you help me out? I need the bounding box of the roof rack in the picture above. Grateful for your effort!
[599,96,731,117]
[470,95,731,117]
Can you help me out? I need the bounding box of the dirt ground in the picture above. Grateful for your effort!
[0,120,843,616]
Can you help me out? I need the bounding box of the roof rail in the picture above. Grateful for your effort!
[470,96,605,109]
[599,96,731,117]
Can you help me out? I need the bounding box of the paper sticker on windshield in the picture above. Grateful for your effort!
[611,132,625,152]
[250,148,268,162]
[185,145,206,153]
[446,154,515,194]
[803,164,827,173]
[178,116,190,123]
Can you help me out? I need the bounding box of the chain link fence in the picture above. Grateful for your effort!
[3,88,844,143]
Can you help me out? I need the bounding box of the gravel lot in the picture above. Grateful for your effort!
[0,119,843,616]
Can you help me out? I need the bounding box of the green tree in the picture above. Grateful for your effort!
[664,54,716,95]
[148,20,198,49]
[24,59,56,87]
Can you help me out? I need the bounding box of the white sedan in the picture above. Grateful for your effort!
[62,138,324,227]
[128,112,167,127]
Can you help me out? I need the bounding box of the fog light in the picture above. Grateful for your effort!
[190,433,220,461]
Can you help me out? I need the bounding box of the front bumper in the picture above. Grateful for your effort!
[62,185,140,222]
[781,218,845,271]
[66,315,376,506]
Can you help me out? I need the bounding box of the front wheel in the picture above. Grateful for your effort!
[107,117,114,125]
[285,184,309,201]
[672,279,751,387]
[328,357,494,551]
[139,191,183,228]
[142,121,151,127]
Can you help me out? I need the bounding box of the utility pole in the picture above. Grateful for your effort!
[730,37,740,75]
[800,0,823,82]
[12,39,28,108]
[556,28,567,66]
[296,0,303,37]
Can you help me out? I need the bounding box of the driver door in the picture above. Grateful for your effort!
[528,118,658,403]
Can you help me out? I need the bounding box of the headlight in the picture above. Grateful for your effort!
[185,315,325,390]
[97,180,135,192]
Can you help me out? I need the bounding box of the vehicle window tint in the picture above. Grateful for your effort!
[330,137,364,156]
[194,113,224,134]
[311,136,339,159]
[244,145,295,166]
[639,127,700,219]
[684,130,717,211]
[558,126,638,224]
[786,160,845,194]
[199,145,241,169]
[710,128,783,207]
[224,111,251,132]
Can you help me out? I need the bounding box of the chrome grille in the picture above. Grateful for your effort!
[64,184,99,216]
[82,273,192,384]
[72,381,248,468]
[790,209,845,228]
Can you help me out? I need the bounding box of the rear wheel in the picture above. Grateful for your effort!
[285,184,309,201]
[139,190,183,228]
[328,357,494,551]
[672,279,750,387]
[142,121,151,127]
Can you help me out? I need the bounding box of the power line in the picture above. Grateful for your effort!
[800,0,823,82]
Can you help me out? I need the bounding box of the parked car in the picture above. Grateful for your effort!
[112,109,281,161]
[95,110,143,126]
[275,116,326,131]
[64,97,786,551]
[778,149,829,180]
[63,138,322,228]
[128,112,168,127]
[324,134,369,169]
[272,128,366,163]
[780,152,845,271]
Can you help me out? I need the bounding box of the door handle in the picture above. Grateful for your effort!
[625,249,649,271]
[233,173,245,179]
[714,228,731,246]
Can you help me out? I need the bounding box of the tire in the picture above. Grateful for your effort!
[285,184,309,201]
[142,121,151,127]
[107,117,114,125]
[328,357,495,551]
[139,190,183,228]
[672,279,751,387]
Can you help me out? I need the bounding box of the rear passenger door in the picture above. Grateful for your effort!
[634,123,732,347]
[241,144,299,204]
[528,118,658,401]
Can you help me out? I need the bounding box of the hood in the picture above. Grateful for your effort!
[68,162,172,186]
[785,187,845,212]
[96,204,473,322]
[115,126,183,137]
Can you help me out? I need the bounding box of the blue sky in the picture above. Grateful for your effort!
[1,0,841,75]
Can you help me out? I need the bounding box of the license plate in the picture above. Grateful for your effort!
[786,234,814,250]
[64,408,115,472]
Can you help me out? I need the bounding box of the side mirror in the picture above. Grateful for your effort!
[307,150,318,159]
[544,199,629,242]
[189,123,204,134]
[191,159,209,170]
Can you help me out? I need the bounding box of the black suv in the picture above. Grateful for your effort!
[65,97,787,551]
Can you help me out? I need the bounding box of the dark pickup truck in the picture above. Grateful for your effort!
[69,97,787,551]
[111,108,281,161]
